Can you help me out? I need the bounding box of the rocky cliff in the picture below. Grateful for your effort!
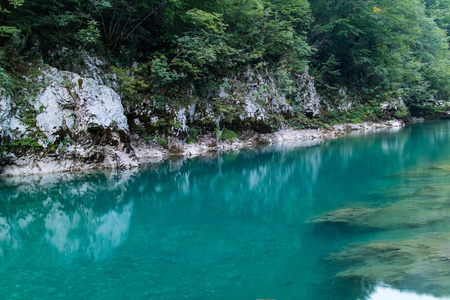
[0,58,410,176]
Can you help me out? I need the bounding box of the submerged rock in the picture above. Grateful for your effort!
[311,159,450,297]
[328,232,450,297]
[307,163,450,230]
[306,197,450,231]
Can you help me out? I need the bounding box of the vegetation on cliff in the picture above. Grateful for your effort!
[1,0,450,154]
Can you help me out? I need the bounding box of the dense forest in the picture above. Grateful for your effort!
[1,0,450,143]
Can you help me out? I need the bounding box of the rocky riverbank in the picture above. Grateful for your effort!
[0,119,404,177]
[0,60,413,178]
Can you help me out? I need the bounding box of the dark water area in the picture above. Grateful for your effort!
[1,121,450,299]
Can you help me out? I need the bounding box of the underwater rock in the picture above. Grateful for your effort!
[307,166,450,230]
[328,232,450,297]
[306,198,450,230]
[315,159,450,297]
[306,206,380,229]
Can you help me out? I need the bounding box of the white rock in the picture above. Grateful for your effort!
[0,90,28,140]
[0,89,11,133]
[32,69,129,144]
[189,102,197,123]
[380,97,406,112]
[34,85,72,142]
[296,70,321,117]
[79,52,106,85]
[75,77,128,132]
[175,107,188,132]
[5,116,27,139]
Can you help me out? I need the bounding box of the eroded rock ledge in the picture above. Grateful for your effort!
[0,120,404,177]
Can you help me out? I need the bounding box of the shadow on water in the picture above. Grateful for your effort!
[0,121,450,299]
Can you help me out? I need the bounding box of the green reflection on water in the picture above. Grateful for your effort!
[1,121,450,299]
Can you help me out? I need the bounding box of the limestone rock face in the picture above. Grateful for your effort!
[47,48,112,86]
[295,70,321,117]
[433,101,450,117]
[0,90,10,117]
[129,68,298,140]
[220,69,294,121]
[76,77,128,132]
[34,67,128,143]
[0,58,408,176]
[380,97,406,112]
[0,89,28,140]
[168,68,295,131]
[0,66,136,175]
[0,90,12,134]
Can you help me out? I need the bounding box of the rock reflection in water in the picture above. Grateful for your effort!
[44,200,133,259]
[0,171,135,259]
[134,127,411,221]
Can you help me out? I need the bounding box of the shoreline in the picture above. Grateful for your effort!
[132,119,405,162]
[0,120,405,178]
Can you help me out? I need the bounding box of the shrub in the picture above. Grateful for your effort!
[156,137,168,148]
[220,128,239,142]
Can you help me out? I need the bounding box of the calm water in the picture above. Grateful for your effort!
[1,121,450,299]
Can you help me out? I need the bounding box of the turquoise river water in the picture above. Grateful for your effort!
[1,121,450,299]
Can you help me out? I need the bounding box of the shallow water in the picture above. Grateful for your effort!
[1,121,450,299]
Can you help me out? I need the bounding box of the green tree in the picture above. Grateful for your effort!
[4,0,90,52]
[0,0,25,37]
[309,0,450,105]
[0,0,24,36]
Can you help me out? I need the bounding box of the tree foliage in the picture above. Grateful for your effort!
[0,0,24,36]
[1,0,450,108]
[310,0,450,104]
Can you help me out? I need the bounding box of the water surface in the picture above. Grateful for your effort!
[1,121,450,299]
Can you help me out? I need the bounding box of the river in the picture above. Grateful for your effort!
[1,120,450,299]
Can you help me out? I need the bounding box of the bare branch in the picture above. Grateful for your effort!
[125,0,168,40]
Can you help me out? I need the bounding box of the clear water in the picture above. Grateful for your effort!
[1,121,450,300]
